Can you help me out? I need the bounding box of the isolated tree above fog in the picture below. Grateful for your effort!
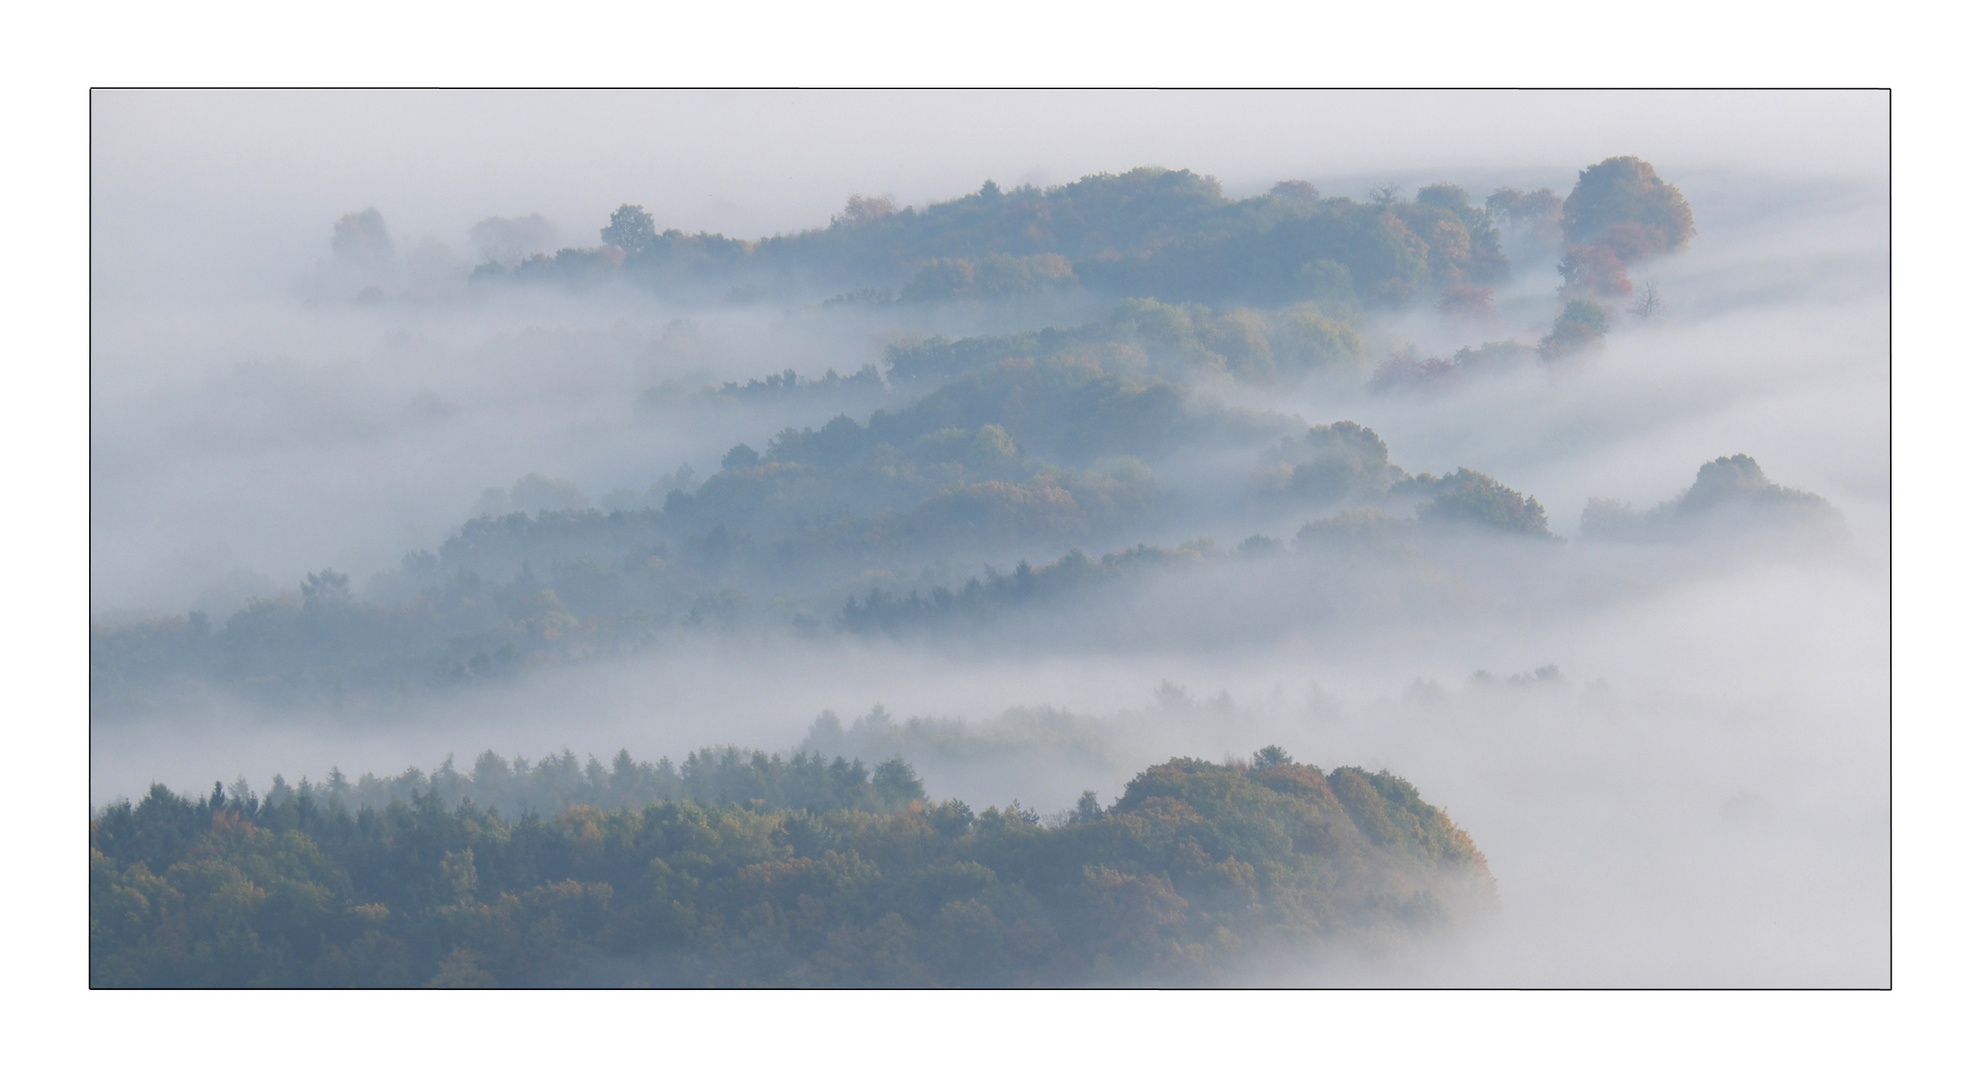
[600,204,658,255]
[1561,156,1696,261]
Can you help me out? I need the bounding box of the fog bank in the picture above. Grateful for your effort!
[90,90,1888,987]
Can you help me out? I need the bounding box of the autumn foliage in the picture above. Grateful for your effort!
[91,751,1496,986]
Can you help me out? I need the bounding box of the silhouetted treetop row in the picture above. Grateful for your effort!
[93,406,1834,707]
[466,166,1528,307]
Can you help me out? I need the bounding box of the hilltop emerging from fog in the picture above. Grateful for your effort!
[330,156,1691,320]
[92,155,1848,714]
[91,746,1494,988]
[86,88,1895,991]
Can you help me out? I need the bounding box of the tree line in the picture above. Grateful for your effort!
[469,168,1516,311]
[92,749,1496,987]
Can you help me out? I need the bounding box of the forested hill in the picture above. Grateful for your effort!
[469,168,1517,307]
[448,157,1695,315]
[89,422,1833,713]
[86,154,1832,715]
[90,748,1496,987]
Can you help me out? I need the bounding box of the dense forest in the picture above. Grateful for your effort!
[466,168,1511,309]
[91,748,1495,987]
[446,158,1687,333]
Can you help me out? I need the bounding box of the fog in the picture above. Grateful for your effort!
[89,90,1888,987]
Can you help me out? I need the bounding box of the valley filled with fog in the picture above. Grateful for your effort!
[89,91,1888,987]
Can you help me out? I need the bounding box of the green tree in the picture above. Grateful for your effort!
[871,756,927,808]
[601,204,658,255]
[1416,468,1552,537]
[1251,745,1292,768]
[1540,298,1613,359]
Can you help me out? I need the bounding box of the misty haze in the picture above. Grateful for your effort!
[89,90,1889,988]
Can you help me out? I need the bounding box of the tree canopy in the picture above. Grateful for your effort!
[90,748,1495,987]
[1561,156,1695,261]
